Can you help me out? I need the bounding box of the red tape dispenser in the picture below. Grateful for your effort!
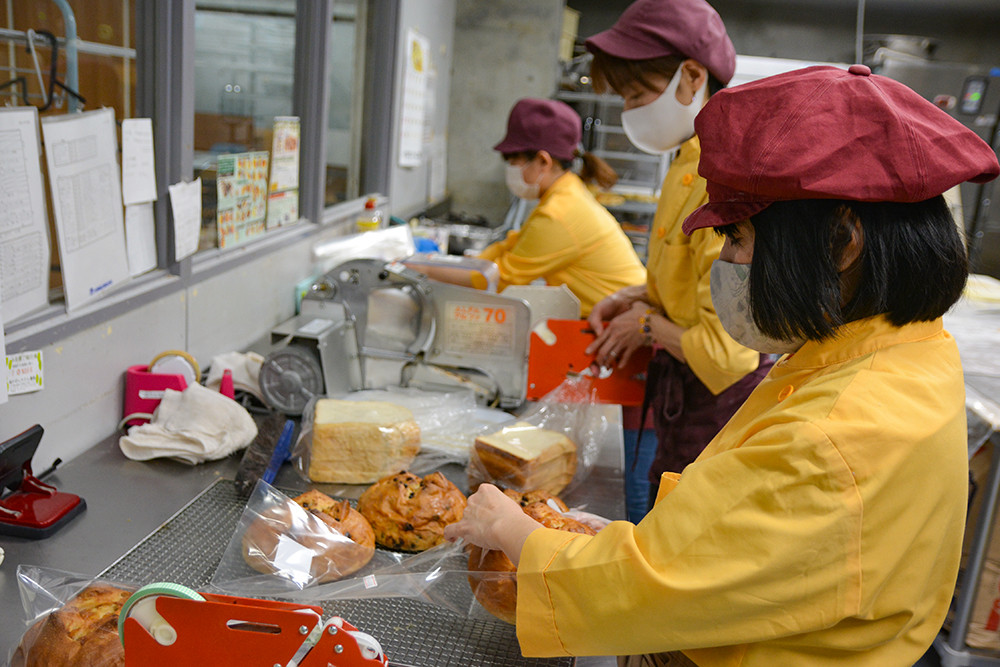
[527,319,652,405]
[0,424,86,539]
[119,583,389,666]
[122,350,201,427]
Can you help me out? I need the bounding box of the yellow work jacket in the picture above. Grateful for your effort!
[647,137,759,394]
[516,316,967,667]
[478,172,646,316]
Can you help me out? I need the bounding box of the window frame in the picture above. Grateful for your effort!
[5,0,389,355]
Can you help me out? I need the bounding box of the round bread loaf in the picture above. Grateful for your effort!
[357,471,467,552]
[468,497,596,624]
[243,495,375,582]
[11,584,131,667]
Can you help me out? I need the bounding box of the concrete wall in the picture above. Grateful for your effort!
[447,0,565,225]
[387,0,457,220]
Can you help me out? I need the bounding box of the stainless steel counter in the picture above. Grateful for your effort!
[0,406,624,666]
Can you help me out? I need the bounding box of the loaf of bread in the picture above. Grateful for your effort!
[468,494,596,624]
[308,399,421,483]
[242,489,376,582]
[11,584,131,667]
[471,422,577,495]
[357,471,467,552]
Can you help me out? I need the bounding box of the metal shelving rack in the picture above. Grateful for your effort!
[555,89,672,263]
[935,427,1000,666]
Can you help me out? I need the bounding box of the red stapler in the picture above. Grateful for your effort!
[0,424,86,539]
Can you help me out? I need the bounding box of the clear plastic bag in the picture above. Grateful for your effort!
[211,480,407,596]
[292,387,512,484]
[9,565,136,667]
[467,374,610,495]
[304,503,612,624]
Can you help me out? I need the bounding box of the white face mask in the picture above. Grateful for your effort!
[505,163,540,200]
[621,67,706,155]
[710,259,806,355]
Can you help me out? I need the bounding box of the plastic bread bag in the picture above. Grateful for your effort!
[210,480,403,597]
[467,373,611,495]
[297,503,613,624]
[284,538,519,625]
[292,387,509,484]
[10,565,137,667]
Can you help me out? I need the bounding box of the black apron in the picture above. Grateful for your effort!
[638,350,774,501]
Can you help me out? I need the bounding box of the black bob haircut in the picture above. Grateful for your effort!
[716,196,968,341]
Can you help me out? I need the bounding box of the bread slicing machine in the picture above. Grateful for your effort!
[259,259,531,414]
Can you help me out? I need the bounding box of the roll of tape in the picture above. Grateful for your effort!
[149,350,201,385]
[118,582,205,647]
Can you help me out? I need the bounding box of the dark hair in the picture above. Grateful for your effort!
[589,52,725,97]
[716,196,968,341]
[502,150,619,190]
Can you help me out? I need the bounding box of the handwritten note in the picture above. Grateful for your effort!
[125,202,157,275]
[0,107,51,322]
[399,29,430,167]
[168,178,202,261]
[0,301,7,404]
[6,350,43,395]
[121,118,158,205]
[40,108,130,312]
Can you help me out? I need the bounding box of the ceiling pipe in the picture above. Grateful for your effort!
[855,0,866,65]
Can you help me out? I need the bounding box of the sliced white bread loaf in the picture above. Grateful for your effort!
[309,399,420,483]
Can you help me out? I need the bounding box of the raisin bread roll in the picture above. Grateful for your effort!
[357,471,467,552]
[242,490,376,582]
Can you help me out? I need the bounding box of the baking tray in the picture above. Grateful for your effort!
[100,478,572,667]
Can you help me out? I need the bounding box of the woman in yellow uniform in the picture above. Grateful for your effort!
[447,65,1000,666]
[478,98,646,317]
[583,0,770,510]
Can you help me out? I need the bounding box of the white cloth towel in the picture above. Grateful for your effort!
[204,351,265,401]
[119,383,258,464]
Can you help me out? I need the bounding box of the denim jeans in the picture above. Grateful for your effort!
[623,427,658,523]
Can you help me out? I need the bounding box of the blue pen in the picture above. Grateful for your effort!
[262,420,295,485]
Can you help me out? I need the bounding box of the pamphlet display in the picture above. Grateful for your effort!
[217,151,270,249]
[266,117,300,229]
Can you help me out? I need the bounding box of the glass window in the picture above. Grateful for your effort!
[1,0,137,317]
[325,1,362,206]
[193,0,296,250]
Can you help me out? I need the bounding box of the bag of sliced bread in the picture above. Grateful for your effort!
[468,374,607,495]
[292,388,489,484]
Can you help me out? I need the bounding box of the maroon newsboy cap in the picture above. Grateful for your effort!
[683,64,1000,234]
[493,98,581,162]
[585,0,736,85]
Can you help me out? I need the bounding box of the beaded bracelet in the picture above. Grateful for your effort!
[638,309,654,344]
